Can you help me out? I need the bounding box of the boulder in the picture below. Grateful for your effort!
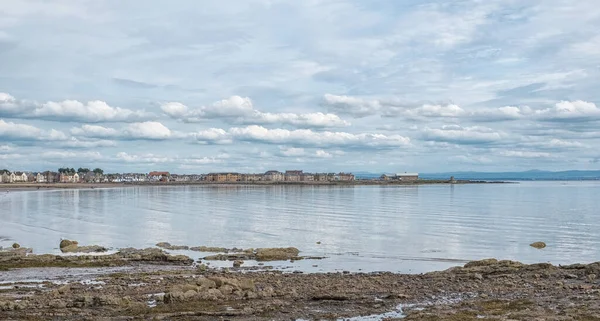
[233,259,244,268]
[530,242,547,249]
[11,243,20,249]
[255,247,300,261]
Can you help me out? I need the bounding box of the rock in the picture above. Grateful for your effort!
[233,259,244,268]
[565,273,578,279]
[197,278,217,289]
[57,284,71,294]
[190,246,230,253]
[184,290,197,300]
[49,299,67,309]
[473,273,484,280]
[11,243,20,249]
[530,242,547,249]
[155,242,189,250]
[587,274,597,281]
[201,288,225,301]
[59,239,79,252]
[239,279,255,291]
[255,247,300,261]
[219,284,235,295]
[464,259,498,268]
[164,291,185,304]
[316,241,321,244]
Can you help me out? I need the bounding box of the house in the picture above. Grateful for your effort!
[0,172,9,183]
[285,170,303,182]
[263,170,284,182]
[336,173,355,181]
[396,173,419,181]
[301,173,315,182]
[148,171,170,182]
[60,173,80,183]
[12,172,28,182]
[205,173,240,182]
[45,171,59,183]
[314,173,329,182]
[241,174,262,182]
[36,172,48,183]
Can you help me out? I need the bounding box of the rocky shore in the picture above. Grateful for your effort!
[1,241,599,320]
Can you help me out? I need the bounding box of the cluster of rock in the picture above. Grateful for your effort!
[163,276,269,304]
[155,242,303,262]
[59,239,107,253]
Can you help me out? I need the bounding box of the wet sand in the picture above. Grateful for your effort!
[1,245,599,320]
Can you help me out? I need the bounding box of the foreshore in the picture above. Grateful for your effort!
[0,179,505,191]
[1,243,598,320]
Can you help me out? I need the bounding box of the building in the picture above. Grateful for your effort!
[241,174,262,182]
[336,172,355,181]
[12,172,28,182]
[263,170,284,182]
[205,173,241,182]
[301,173,315,181]
[396,173,419,181]
[0,173,9,183]
[60,173,80,183]
[285,170,303,182]
[36,172,48,183]
[314,173,329,182]
[148,171,170,182]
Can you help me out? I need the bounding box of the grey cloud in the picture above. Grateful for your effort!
[71,122,175,141]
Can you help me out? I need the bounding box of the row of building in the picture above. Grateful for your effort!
[1,170,421,184]
[0,170,357,184]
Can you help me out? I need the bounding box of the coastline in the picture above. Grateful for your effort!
[1,244,598,320]
[0,180,507,191]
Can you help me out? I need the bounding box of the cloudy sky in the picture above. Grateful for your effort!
[1,0,600,174]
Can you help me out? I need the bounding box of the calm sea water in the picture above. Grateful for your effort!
[1,182,599,273]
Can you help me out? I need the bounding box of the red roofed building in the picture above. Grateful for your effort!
[148,171,170,182]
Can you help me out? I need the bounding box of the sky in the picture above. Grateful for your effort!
[1,0,600,174]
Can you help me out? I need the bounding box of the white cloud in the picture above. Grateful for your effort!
[115,152,224,165]
[163,96,349,128]
[198,125,412,148]
[71,122,173,140]
[0,93,153,122]
[535,100,600,122]
[322,94,381,118]
[402,104,466,118]
[41,151,103,160]
[498,150,554,158]
[189,128,232,144]
[279,147,305,157]
[0,119,67,141]
[422,125,504,144]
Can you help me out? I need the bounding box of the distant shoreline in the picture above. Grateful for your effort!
[0,179,506,190]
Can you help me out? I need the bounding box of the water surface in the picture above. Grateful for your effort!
[1,181,599,273]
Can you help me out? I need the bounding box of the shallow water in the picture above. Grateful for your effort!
[1,182,600,273]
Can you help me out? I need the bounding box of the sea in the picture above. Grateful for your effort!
[1,181,599,273]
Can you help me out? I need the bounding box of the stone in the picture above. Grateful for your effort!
[233,259,244,268]
[196,278,217,289]
[464,259,498,268]
[587,274,597,281]
[255,247,300,261]
[57,284,71,294]
[59,239,78,249]
[239,279,255,291]
[530,242,547,249]
[11,243,20,249]
[473,273,484,280]
[219,284,235,295]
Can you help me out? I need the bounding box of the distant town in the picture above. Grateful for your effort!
[0,168,421,184]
